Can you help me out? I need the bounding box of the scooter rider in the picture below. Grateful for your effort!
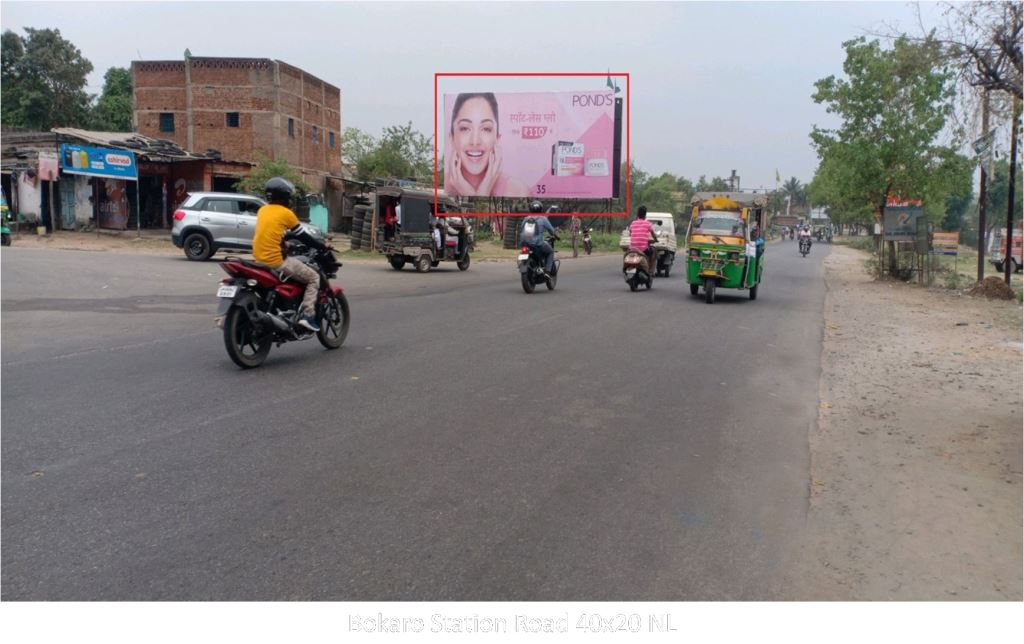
[252,177,331,333]
[521,200,557,275]
[628,205,659,275]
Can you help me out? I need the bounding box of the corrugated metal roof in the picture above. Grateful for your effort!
[51,128,215,162]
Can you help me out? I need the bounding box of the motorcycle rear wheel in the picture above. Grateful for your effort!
[224,306,271,368]
[521,272,536,294]
[317,292,350,349]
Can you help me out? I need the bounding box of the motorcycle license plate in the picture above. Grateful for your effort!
[625,269,637,276]
[217,285,238,298]
[517,253,529,261]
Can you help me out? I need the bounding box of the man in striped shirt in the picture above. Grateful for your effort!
[628,205,659,274]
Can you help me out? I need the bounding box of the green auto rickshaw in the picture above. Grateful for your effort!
[684,192,766,304]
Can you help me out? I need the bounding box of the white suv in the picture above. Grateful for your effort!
[171,192,266,260]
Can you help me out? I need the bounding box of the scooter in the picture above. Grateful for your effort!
[623,248,654,291]
[1,212,12,247]
[799,237,811,257]
[582,228,593,255]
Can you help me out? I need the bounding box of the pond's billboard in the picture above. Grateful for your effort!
[442,90,618,200]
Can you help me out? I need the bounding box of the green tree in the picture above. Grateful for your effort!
[234,153,312,196]
[89,67,133,132]
[810,36,956,265]
[1,27,93,130]
[695,175,731,192]
[781,176,806,210]
[345,122,433,182]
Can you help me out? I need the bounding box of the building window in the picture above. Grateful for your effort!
[226,112,240,127]
[159,113,175,133]
[329,131,335,149]
[312,125,319,145]
[288,118,294,137]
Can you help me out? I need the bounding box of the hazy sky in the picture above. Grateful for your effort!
[1,1,947,189]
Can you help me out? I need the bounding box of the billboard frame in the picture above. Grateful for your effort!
[434,72,630,217]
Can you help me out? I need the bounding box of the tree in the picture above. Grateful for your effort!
[1,28,93,130]
[89,67,133,132]
[939,1,1021,100]
[234,153,312,196]
[695,175,731,192]
[781,176,806,210]
[343,122,433,182]
[810,36,956,267]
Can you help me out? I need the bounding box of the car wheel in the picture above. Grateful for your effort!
[416,255,431,273]
[1011,258,1020,273]
[690,283,699,296]
[184,232,213,261]
[389,255,406,270]
[749,283,758,300]
[457,253,471,271]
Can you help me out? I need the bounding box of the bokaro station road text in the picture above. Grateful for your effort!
[349,612,679,634]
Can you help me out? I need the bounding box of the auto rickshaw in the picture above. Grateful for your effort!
[684,191,766,304]
[375,186,473,272]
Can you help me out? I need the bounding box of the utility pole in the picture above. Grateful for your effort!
[977,91,990,283]
[1004,96,1020,285]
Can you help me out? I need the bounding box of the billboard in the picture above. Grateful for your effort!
[883,206,922,241]
[59,144,138,181]
[443,90,617,200]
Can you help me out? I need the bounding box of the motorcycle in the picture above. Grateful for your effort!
[582,227,593,255]
[799,237,811,257]
[623,248,654,291]
[215,227,350,368]
[518,236,560,294]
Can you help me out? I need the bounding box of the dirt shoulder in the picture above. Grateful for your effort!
[789,245,1022,600]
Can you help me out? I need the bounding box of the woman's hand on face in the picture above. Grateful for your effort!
[477,144,503,196]
[445,139,474,196]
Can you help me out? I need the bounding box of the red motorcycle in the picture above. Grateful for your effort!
[215,233,350,368]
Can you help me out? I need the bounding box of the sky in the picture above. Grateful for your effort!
[0,0,951,190]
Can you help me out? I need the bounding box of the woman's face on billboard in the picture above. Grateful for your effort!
[452,97,497,179]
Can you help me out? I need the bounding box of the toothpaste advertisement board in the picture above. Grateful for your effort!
[443,90,616,199]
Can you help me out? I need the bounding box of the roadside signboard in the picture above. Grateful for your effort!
[931,232,959,256]
[883,205,922,241]
[59,144,138,181]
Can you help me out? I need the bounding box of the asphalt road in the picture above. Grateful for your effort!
[2,240,828,600]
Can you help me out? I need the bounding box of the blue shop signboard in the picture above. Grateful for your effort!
[59,144,138,181]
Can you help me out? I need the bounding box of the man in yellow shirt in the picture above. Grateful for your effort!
[252,177,329,333]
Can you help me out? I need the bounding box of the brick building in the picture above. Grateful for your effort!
[132,57,342,193]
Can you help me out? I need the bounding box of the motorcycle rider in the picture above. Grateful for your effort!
[628,205,659,275]
[521,200,557,275]
[252,177,331,333]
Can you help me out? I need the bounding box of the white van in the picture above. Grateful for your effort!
[619,211,677,276]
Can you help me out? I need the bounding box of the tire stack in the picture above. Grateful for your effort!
[350,204,371,250]
[503,216,522,249]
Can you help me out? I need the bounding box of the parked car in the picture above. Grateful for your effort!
[171,192,266,261]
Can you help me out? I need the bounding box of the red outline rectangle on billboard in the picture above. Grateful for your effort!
[435,72,629,217]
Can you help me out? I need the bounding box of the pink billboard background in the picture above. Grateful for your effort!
[443,90,615,199]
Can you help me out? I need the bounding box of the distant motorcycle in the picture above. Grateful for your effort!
[582,228,593,255]
[799,237,811,257]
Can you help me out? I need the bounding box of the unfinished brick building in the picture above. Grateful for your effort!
[132,57,342,192]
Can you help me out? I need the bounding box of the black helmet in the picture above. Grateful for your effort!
[265,177,295,205]
[529,200,543,213]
